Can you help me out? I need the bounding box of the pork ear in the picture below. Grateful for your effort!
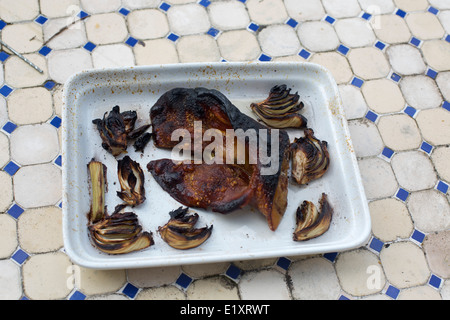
[149,87,291,231]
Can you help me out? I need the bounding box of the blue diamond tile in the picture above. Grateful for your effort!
[159,2,171,11]
[78,10,89,19]
[44,80,56,90]
[276,257,291,271]
[119,8,130,16]
[50,116,62,128]
[395,188,409,202]
[175,273,193,290]
[39,46,52,57]
[428,6,439,15]
[125,37,138,47]
[258,53,272,62]
[248,22,259,32]
[410,37,421,47]
[351,77,364,88]
[339,294,350,300]
[411,229,426,244]
[298,49,311,60]
[0,85,13,97]
[396,9,407,18]
[429,274,442,289]
[2,121,17,134]
[385,285,400,299]
[35,15,48,25]
[443,101,450,112]
[446,35,450,43]
[225,264,241,280]
[324,15,336,24]
[361,12,372,20]
[238,0,247,3]
[8,204,24,219]
[3,161,20,176]
[390,72,402,82]
[0,19,6,30]
[207,27,220,38]
[382,147,394,159]
[167,33,179,42]
[69,290,86,300]
[11,249,29,265]
[436,180,449,194]
[198,0,211,7]
[375,41,386,50]
[122,283,139,298]
[0,51,10,62]
[337,44,350,55]
[365,110,378,122]
[323,252,338,262]
[286,18,298,28]
[369,237,384,253]
[426,68,438,79]
[83,41,96,52]
[54,155,62,167]
[420,141,433,154]
[404,106,417,118]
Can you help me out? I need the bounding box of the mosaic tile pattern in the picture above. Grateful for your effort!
[0,0,449,300]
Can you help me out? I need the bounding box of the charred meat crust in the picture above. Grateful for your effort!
[149,87,291,231]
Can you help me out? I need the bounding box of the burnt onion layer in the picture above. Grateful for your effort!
[158,207,213,250]
[92,106,151,156]
[290,128,330,185]
[117,156,146,207]
[251,84,307,129]
[293,193,333,241]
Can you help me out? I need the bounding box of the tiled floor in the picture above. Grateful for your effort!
[0,0,449,300]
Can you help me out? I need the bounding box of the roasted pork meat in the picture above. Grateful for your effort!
[148,87,291,231]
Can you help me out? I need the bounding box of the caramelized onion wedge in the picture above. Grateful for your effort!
[158,207,213,250]
[293,193,333,241]
[89,211,154,255]
[252,106,307,129]
[87,160,107,224]
[117,156,146,206]
[251,85,307,129]
[291,128,330,185]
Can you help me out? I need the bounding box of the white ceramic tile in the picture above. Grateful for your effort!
[92,44,135,69]
[127,9,170,40]
[43,18,87,50]
[348,119,384,158]
[208,1,250,31]
[10,123,59,166]
[284,0,325,21]
[357,0,395,15]
[13,163,62,208]
[80,0,121,14]
[0,260,22,300]
[239,269,291,300]
[338,84,368,120]
[167,3,210,36]
[297,21,340,52]
[322,0,361,18]
[258,24,300,57]
[335,18,376,48]
[386,44,426,76]
[48,48,93,84]
[289,258,341,300]
[399,75,443,110]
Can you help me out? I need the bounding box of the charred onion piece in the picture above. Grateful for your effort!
[293,193,333,241]
[134,132,152,153]
[93,106,151,156]
[158,207,213,250]
[251,85,307,129]
[117,156,146,206]
[87,160,107,224]
[89,211,154,255]
[291,128,330,185]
